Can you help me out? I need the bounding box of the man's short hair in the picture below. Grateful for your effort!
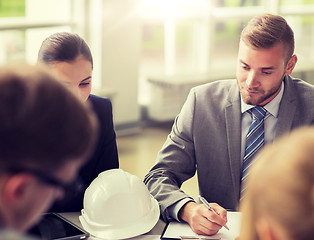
[241,14,295,63]
[0,64,98,173]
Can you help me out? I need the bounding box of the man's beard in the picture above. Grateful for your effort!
[240,74,285,106]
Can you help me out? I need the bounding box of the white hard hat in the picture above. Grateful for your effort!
[79,169,160,239]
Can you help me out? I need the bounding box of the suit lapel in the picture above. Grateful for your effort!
[275,75,297,138]
[223,76,296,202]
[225,81,242,200]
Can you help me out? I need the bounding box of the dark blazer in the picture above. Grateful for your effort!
[49,94,119,212]
[144,75,314,221]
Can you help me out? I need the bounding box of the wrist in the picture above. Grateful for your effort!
[178,201,197,223]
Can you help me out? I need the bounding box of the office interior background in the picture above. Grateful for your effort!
[1,0,314,198]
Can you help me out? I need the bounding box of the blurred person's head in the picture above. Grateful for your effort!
[239,127,314,240]
[0,64,98,233]
[236,14,297,106]
[38,32,93,101]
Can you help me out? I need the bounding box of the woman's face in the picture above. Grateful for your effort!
[50,55,92,101]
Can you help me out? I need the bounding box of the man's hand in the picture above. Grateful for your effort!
[178,201,228,236]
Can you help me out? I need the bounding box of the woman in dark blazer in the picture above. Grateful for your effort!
[38,32,119,212]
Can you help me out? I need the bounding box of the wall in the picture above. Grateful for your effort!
[97,0,141,132]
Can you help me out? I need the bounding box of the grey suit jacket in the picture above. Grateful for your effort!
[144,75,314,221]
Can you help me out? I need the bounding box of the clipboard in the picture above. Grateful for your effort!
[160,211,242,240]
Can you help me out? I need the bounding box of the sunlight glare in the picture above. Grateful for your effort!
[142,0,205,18]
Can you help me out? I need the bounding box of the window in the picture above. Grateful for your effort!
[0,0,74,65]
[141,0,314,120]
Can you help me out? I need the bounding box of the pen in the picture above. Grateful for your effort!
[198,195,230,231]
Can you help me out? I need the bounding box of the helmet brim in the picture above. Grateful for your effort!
[79,196,160,239]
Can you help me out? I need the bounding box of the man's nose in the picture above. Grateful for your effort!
[246,71,259,88]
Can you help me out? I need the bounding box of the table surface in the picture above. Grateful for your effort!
[59,212,166,238]
[59,212,241,240]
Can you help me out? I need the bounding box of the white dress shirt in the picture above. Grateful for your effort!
[240,81,284,158]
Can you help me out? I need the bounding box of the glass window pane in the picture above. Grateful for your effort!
[140,23,165,104]
[0,31,25,64]
[281,0,312,6]
[0,0,25,17]
[141,23,165,74]
[25,0,71,22]
[213,0,264,7]
[0,27,72,65]
[210,18,245,73]
[175,20,201,74]
[285,15,314,72]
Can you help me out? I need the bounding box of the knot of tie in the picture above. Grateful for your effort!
[250,106,267,121]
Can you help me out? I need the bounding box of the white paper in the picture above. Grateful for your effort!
[90,234,161,240]
[162,211,242,240]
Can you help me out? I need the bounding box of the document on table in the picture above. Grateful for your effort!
[90,235,162,240]
[161,211,242,240]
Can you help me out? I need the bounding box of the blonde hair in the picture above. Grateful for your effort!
[239,127,314,240]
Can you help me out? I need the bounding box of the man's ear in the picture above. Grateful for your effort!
[3,174,34,208]
[285,55,297,74]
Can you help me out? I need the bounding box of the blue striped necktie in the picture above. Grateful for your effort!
[241,106,267,198]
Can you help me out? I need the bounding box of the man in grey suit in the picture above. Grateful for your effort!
[144,14,314,236]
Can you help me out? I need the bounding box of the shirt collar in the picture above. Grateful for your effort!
[241,79,285,118]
